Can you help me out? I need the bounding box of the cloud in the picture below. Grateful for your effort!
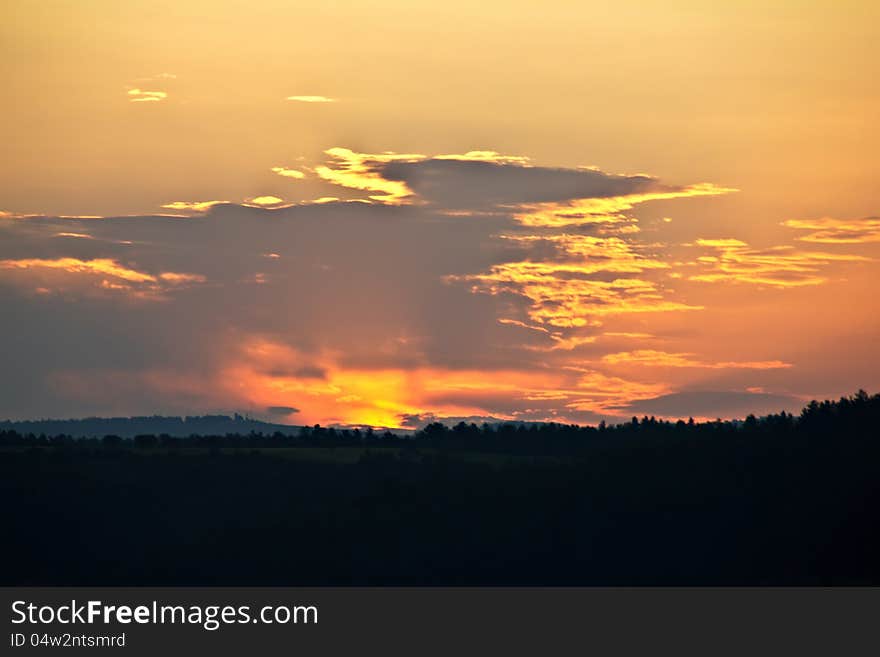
[0,256,205,300]
[783,217,880,244]
[0,257,156,283]
[601,350,791,369]
[314,148,421,204]
[688,238,871,287]
[54,232,94,240]
[244,196,287,207]
[127,89,167,103]
[286,95,336,103]
[448,233,700,328]
[433,150,530,165]
[512,184,735,227]
[311,148,735,216]
[266,405,300,416]
[161,200,228,212]
[136,73,177,82]
[614,390,802,420]
[2,148,863,426]
[271,166,306,180]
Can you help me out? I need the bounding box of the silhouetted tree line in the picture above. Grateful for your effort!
[1,391,878,585]
[0,414,299,440]
[2,390,877,454]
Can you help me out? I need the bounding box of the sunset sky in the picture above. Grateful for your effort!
[1,1,878,427]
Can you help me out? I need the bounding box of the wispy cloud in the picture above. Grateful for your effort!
[2,147,869,426]
[271,166,306,179]
[450,233,694,329]
[54,232,94,240]
[0,257,156,283]
[784,217,880,244]
[0,256,205,300]
[161,200,228,212]
[315,148,421,204]
[451,262,699,328]
[127,89,167,103]
[688,238,871,287]
[310,148,736,224]
[286,95,336,103]
[434,150,530,165]
[514,184,736,228]
[601,350,791,369]
[244,196,286,207]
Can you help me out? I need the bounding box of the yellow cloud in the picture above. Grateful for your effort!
[601,350,791,369]
[514,183,736,227]
[286,95,336,103]
[127,89,167,102]
[271,166,306,179]
[244,196,286,207]
[54,232,94,239]
[783,217,880,244]
[315,148,421,204]
[452,262,699,328]
[500,234,670,273]
[161,200,227,212]
[0,257,156,283]
[694,238,748,248]
[158,272,207,284]
[497,318,551,334]
[542,335,598,351]
[561,368,671,415]
[690,238,871,287]
[0,257,205,299]
[452,233,698,328]
[434,150,531,165]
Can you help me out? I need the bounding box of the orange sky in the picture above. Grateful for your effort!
[1,1,878,426]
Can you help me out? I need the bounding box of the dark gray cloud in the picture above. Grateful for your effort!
[0,156,762,425]
[380,158,660,209]
[266,406,300,416]
[0,202,557,420]
[615,390,802,419]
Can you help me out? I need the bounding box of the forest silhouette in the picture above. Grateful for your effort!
[1,391,878,585]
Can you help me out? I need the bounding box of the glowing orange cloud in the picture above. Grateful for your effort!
[499,234,671,272]
[451,232,698,328]
[514,183,736,227]
[689,238,871,287]
[0,257,157,283]
[565,370,671,415]
[198,336,678,427]
[453,263,700,327]
[158,272,207,284]
[497,319,600,351]
[783,217,880,244]
[601,350,791,369]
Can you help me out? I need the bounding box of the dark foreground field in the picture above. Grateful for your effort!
[2,393,879,585]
